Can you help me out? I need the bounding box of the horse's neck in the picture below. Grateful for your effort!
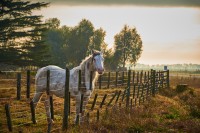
[81,59,98,89]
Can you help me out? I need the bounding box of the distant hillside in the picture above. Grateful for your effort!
[129,63,200,71]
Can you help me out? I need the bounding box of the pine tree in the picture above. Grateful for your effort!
[0,0,49,67]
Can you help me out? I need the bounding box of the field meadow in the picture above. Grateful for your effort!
[0,71,200,133]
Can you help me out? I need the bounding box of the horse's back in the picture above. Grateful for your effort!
[35,65,65,90]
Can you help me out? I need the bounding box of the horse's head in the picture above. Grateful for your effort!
[91,50,104,74]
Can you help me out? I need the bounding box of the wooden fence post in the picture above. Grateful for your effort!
[46,70,50,95]
[121,89,126,102]
[152,70,156,97]
[62,68,70,130]
[132,71,135,86]
[167,70,170,88]
[115,90,121,104]
[122,71,124,86]
[68,92,71,115]
[133,84,136,99]
[86,113,90,124]
[107,91,117,106]
[30,101,36,124]
[144,72,147,83]
[46,70,54,120]
[17,73,21,100]
[140,71,143,83]
[91,93,98,110]
[141,84,144,97]
[115,71,118,88]
[130,98,133,109]
[26,70,30,99]
[107,72,110,89]
[5,104,12,132]
[89,71,93,90]
[126,70,131,108]
[136,72,139,85]
[137,85,140,98]
[80,94,84,114]
[50,96,54,120]
[100,94,107,108]
[97,109,99,122]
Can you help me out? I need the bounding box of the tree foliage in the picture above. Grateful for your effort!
[0,0,49,67]
[113,25,143,70]
[43,18,106,68]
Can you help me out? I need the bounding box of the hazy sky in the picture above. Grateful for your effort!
[34,0,200,65]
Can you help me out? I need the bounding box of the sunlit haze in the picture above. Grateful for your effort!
[34,5,200,65]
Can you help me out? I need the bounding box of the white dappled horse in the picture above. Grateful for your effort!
[32,50,104,124]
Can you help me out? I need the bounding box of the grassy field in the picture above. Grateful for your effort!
[0,72,200,132]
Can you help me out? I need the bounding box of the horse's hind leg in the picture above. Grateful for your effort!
[32,91,43,108]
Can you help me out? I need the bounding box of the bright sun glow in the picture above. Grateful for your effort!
[34,5,200,65]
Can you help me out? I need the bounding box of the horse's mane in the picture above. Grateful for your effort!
[79,52,100,83]
[79,54,92,70]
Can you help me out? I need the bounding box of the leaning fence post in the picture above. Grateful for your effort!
[100,94,107,108]
[26,70,30,99]
[107,72,110,89]
[5,104,12,132]
[91,93,98,111]
[115,90,121,104]
[107,91,118,106]
[17,73,21,100]
[62,68,70,130]
[30,101,36,124]
[167,70,170,88]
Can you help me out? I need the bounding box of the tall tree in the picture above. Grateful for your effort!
[66,19,94,67]
[87,28,106,55]
[114,25,143,70]
[0,0,49,67]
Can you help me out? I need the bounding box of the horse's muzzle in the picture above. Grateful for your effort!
[97,69,104,75]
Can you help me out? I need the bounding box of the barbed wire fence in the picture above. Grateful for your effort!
[0,69,169,132]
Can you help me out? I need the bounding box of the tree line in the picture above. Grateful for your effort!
[0,0,143,70]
